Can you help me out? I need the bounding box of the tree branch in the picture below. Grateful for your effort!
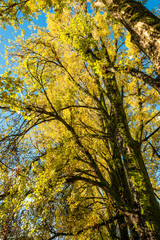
[142,126,160,141]
[48,216,121,240]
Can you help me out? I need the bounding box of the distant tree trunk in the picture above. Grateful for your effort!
[103,0,160,89]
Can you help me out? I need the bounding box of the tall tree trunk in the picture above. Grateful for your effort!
[103,0,160,90]
[103,71,160,239]
[117,214,130,240]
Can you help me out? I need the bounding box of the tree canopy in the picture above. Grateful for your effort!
[0,0,160,80]
[0,1,160,239]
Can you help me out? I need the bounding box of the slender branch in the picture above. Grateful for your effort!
[142,126,160,141]
[66,175,104,189]
[60,105,100,111]
[0,1,28,14]
[48,216,121,240]
[145,111,160,125]
[104,66,160,93]
[148,142,160,159]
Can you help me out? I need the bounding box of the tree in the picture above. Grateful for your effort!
[0,1,160,240]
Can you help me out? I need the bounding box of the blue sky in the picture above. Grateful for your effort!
[0,13,47,73]
[0,0,159,74]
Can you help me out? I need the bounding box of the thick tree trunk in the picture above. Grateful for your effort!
[117,215,130,240]
[103,0,160,90]
[103,71,160,239]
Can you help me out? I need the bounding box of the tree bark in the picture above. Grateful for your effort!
[103,0,160,88]
[103,71,160,239]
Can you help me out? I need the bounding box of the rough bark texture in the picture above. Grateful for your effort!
[103,71,160,239]
[103,0,160,90]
